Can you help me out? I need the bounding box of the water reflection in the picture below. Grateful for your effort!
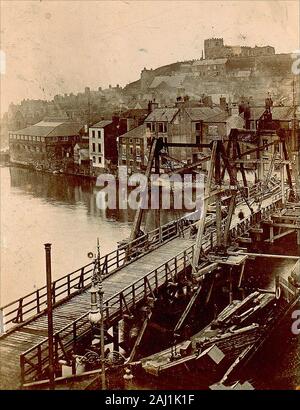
[1,167,134,304]
[8,167,184,227]
[0,166,186,305]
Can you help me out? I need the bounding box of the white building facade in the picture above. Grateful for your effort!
[88,121,111,168]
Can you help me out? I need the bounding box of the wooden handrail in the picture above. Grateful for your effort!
[19,195,284,383]
[2,210,199,333]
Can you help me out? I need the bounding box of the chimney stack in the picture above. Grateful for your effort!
[148,99,159,113]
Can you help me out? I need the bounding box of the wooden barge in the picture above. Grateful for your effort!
[139,264,300,389]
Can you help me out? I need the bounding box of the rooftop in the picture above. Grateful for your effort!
[271,106,298,121]
[185,106,224,121]
[249,107,267,120]
[12,119,83,138]
[119,124,148,140]
[145,108,179,122]
[90,120,113,128]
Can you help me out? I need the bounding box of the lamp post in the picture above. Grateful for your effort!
[96,238,106,390]
[44,243,55,390]
[88,238,106,390]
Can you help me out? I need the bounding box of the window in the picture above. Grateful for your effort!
[92,143,96,152]
[195,122,201,131]
[62,136,68,141]
[97,130,101,139]
[98,157,102,164]
[92,156,96,163]
[98,143,101,153]
[92,130,95,138]
[158,123,165,133]
[136,146,141,156]
[130,147,133,155]
[263,139,269,151]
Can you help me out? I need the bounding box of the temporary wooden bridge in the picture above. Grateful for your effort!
[0,190,284,389]
[1,128,298,389]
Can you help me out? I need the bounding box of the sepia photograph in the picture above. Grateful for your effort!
[0,0,299,394]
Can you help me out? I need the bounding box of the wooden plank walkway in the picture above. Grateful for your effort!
[0,236,194,390]
[0,188,285,389]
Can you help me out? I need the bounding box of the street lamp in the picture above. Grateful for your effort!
[88,238,106,390]
[88,284,101,325]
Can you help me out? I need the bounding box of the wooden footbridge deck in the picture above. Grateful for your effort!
[0,189,285,389]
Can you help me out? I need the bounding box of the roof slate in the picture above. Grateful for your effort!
[185,107,224,121]
[90,120,113,128]
[13,120,83,137]
[145,108,179,122]
[119,124,148,140]
[271,106,295,120]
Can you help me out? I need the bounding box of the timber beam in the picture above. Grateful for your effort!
[262,222,300,229]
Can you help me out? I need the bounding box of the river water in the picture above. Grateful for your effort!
[0,166,135,305]
[0,165,299,389]
[0,166,182,305]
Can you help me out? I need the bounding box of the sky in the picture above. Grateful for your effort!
[0,0,299,114]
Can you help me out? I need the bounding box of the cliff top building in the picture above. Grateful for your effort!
[204,37,275,60]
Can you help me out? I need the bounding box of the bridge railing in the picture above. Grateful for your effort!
[19,242,198,384]
[0,211,198,335]
[18,196,284,385]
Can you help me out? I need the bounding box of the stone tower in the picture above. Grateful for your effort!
[204,38,224,59]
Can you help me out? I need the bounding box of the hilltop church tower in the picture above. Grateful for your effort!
[204,38,225,59]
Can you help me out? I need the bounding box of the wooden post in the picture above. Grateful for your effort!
[215,142,222,247]
[280,141,286,204]
[297,229,300,246]
[36,289,40,314]
[112,323,119,351]
[270,226,274,244]
[44,243,55,390]
[229,267,233,304]
[192,141,217,269]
